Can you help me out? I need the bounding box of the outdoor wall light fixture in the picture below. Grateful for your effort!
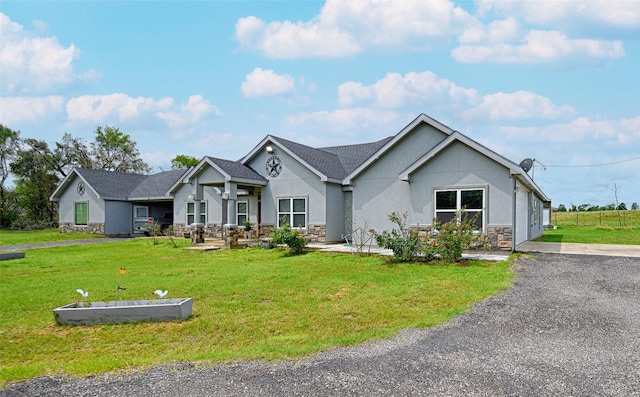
[266,146,274,154]
[221,192,230,200]
[188,193,196,200]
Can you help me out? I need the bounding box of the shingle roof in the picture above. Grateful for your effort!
[272,136,393,179]
[205,157,267,182]
[320,137,394,175]
[75,168,186,199]
[129,169,188,198]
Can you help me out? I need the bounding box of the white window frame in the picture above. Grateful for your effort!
[434,188,485,232]
[186,201,207,225]
[74,201,88,226]
[277,197,307,229]
[237,201,248,225]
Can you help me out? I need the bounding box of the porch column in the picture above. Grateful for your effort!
[190,177,205,244]
[224,181,238,227]
[192,177,203,225]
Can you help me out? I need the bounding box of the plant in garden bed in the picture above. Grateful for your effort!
[375,212,422,262]
[271,217,307,255]
[425,212,477,262]
[376,210,478,263]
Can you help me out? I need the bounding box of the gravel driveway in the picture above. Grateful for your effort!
[2,253,639,396]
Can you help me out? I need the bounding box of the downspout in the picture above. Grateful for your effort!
[512,177,517,253]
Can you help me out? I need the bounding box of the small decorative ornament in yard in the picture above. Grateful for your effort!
[154,290,168,298]
[76,289,88,306]
[116,267,127,303]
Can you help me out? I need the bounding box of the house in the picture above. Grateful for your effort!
[50,168,187,236]
[51,113,550,250]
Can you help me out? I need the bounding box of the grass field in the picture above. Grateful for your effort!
[550,209,640,228]
[540,210,640,245]
[0,229,102,246]
[0,237,513,386]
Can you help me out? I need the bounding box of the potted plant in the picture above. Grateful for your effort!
[242,219,253,239]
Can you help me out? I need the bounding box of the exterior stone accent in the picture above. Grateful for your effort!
[481,226,513,251]
[224,226,240,248]
[59,222,105,235]
[409,225,513,251]
[303,224,326,243]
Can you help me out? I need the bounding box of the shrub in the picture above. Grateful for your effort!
[426,211,477,262]
[375,212,422,262]
[376,210,478,263]
[271,218,307,255]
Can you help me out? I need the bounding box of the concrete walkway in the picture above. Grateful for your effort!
[517,241,640,258]
[308,242,511,261]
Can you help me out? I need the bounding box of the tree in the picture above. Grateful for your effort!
[91,126,151,174]
[0,125,20,227]
[5,126,150,228]
[632,203,639,210]
[617,202,627,211]
[171,154,199,170]
[10,139,60,226]
[557,204,567,212]
[605,183,623,226]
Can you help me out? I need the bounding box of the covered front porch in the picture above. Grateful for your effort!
[168,156,268,242]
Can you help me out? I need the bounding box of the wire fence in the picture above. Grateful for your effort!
[552,210,640,228]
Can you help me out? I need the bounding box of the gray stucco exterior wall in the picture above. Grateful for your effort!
[104,201,132,235]
[248,145,327,230]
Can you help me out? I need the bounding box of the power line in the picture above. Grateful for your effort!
[535,156,640,169]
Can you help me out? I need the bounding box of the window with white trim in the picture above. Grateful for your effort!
[186,201,207,225]
[434,188,484,230]
[237,201,248,225]
[278,197,307,228]
[75,202,88,225]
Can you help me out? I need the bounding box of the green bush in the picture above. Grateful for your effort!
[376,210,477,263]
[375,212,422,262]
[271,218,307,255]
[426,212,476,262]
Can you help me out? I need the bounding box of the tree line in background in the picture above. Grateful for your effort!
[556,203,639,212]
[0,124,198,230]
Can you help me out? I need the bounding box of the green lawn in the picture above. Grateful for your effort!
[0,229,102,246]
[538,210,640,245]
[538,226,640,245]
[0,238,513,386]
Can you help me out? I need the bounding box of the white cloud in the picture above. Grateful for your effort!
[459,91,575,122]
[0,95,65,125]
[240,68,296,98]
[286,108,402,138]
[338,71,479,109]
[453,29,624,64]
[66,93,174,124]
[458,17,522,44]
[0,13,99,94]
[501,116,640,145]
[157,95,222,128]
[235,0,471,59]
[476,0,640,31]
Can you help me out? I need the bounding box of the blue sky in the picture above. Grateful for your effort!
[1,0,639,208]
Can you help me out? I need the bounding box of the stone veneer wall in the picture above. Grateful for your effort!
[303,224,326,243]
[173,223,328,243]
[59,222,105,235]
[409,225,513,251]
